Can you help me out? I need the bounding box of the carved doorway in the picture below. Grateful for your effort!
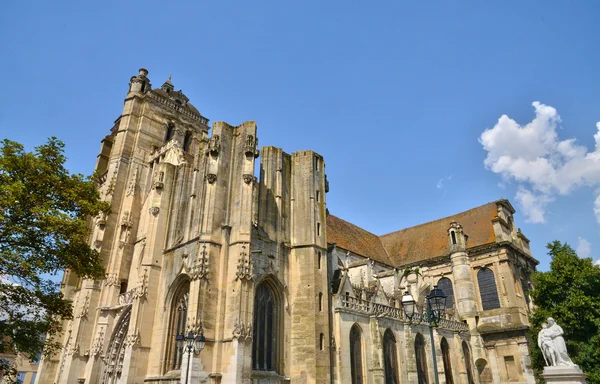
[101,307,132,384]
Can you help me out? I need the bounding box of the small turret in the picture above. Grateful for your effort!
[160,74,174,94]
[448,221,467,252]
[128,68,151,94]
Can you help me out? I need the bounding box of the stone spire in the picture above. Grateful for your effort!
[161,74,174,93]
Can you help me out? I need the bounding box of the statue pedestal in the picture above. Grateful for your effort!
[541,366,587,384]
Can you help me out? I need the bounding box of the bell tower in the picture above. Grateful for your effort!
[36,68,211,384]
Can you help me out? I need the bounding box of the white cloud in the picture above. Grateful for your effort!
[576,237,592,259]
[480,102,600,223]
[515,187,553,223]
[595,259,600,267]
[436,175,452,190]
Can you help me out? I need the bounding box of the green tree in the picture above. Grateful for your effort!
[529,241,600,383]
[0,138,109,378]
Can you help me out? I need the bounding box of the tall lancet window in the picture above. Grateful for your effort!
[383,329,399,384]
[477,268,501,310]
[462,341,475,384]
[350,325,364,384]
[165,280,190,372]
[252,282,280,372]
[415,333,429,384]
[437,277,455,309]
[441,337,454,384]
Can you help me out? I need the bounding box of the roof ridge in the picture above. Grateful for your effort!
[379,200,500,238]
[327,213,391,260]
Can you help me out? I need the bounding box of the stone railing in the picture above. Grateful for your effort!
[98,171,108,185]
[338,295,470,331]
[339,295,404,320]
[147,91,208,124]
[118,288,136,306]
[437,318,469,332]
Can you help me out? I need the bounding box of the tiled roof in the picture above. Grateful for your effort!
[326,214,393,266]
[380,201,499,266]
[327,201,504,268]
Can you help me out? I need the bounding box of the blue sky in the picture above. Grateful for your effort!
[1,1,599,271]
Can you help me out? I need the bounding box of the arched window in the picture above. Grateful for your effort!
[165,280,190,372]
[441,338,453,384]
[165,122,175,142]
[477,268,501,310]
[183,131,193,152]
[437,277,455,308]
[462,341,475,384]
[415,333,428,384]
[252,282,280,372]
[350,325,363,384]
[383,330,399,384]
[350,325,364,384]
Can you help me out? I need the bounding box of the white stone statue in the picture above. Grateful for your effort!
[539,318,575,367]
[538,323,558,366]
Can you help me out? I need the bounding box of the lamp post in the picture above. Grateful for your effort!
[175,330,206,384]
[402,285,447,384]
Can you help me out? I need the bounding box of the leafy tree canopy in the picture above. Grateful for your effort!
[0,138,109,376]
[529,241,600,383]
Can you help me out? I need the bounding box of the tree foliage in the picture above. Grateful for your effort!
[0,138,109,377]
[528,241,600,383]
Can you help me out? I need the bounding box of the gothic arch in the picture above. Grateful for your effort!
[101,306,132,384]
[383,329,399,384]
[441,337,453,384]
[163,273,191,311]
[414,333,428,384]
[462,341,475,384]
[163,278,191,373]
[252,277,284,373]
[475,358,492,384]
[350,324,364,384]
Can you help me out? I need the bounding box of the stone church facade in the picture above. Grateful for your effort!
[35,69,538,384]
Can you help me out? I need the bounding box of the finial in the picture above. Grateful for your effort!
[139,68,149,77]
[167,74,172,83]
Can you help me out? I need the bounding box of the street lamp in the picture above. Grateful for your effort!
[176,330,206,384]
[402,285,447,384]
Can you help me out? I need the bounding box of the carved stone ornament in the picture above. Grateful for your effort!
[187,318,204,335]
[205,173,217,184]
[134,269,149,300]
[150,207,160,216]
[235,245,253,281]
[232,317,252,340]
[120,211,133,229]
[76,291,91,319]
[244,134,260,158]
[96,212,107,228]
[90,328,105,357]
[150,139,187,167]
[243,174,256,185]
[126,166,139,196]
[152,171,164,190]
[191,244,210,281]
[105,273,119,287]
[125,329,141,347]
[207,134,221,156]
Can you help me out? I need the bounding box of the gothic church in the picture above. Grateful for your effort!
[35,68,538,384]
